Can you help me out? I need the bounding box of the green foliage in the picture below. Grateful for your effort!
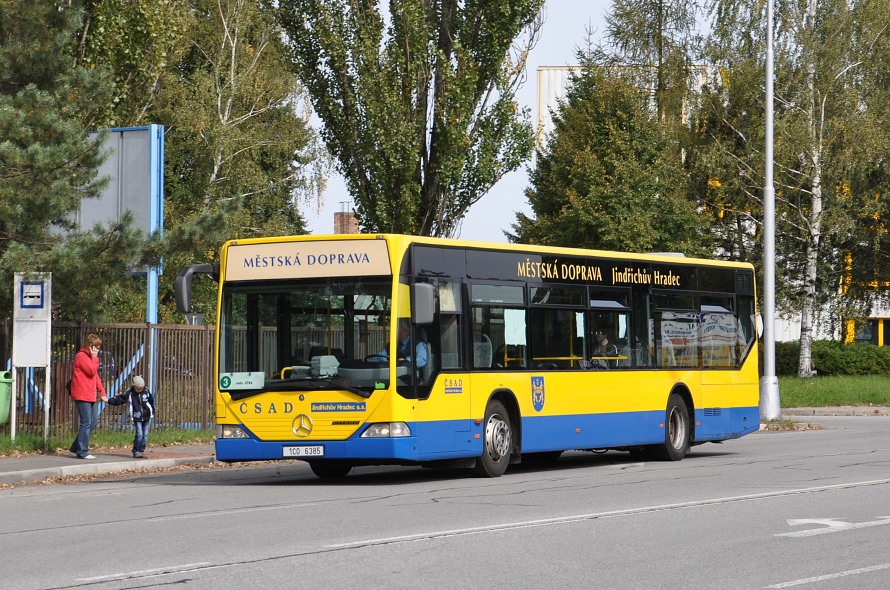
[776,340,890,376]
[700,0,890,374]
[150,0,325,322]
[687,63,766,264]
[511,1,707,254]
[775,341,803,377]
[0,2,152,321]
[66,0,328,323]
[834,0,890,305]
[779,374,890,407]
[0,1,331,324]
[604,0,702,125]
[275,0,543,237]
[511,62,707,254]
[148,0,330,323]
[74,0,190,127]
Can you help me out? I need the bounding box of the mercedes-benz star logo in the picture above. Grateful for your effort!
[292,414,313,437]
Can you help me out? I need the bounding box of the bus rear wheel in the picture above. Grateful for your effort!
[309,461,353,478]
[474,400,513,477]
[650,393,690,461]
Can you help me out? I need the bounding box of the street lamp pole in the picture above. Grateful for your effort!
[760,0,781,420]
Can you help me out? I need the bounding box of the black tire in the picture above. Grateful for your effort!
[649,393,691,461]
[309,461,353,478]
[474,400,513,477]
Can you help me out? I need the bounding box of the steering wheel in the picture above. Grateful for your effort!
[365,355,388,363]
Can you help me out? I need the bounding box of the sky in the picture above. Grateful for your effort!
[302,0,611,243]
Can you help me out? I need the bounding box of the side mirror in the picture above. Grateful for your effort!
[174,263,219,314]
[411,283,435,325]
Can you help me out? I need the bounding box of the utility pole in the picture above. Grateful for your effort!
[760,0,781,420]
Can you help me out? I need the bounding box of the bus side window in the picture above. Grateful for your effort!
[473,331,492,368]
[493,308,528,369]
[439,315,461,369]
[631,291,654,368]
[656,311,699,368]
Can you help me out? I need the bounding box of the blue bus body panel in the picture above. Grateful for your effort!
[216,419,480,462]
[216,406,760,462]
[695,406,760,441]
[520,410,665,452]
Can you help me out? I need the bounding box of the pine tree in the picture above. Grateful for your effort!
[511,60,706,255]
[0,1,148,320]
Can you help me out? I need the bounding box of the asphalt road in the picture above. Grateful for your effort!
[3,415,890,590]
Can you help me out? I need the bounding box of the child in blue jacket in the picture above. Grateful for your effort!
[106,376,156,458]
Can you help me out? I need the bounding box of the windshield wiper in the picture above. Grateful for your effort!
[314,376,372,398]
[225,376,372,400]
[226,389,265,401]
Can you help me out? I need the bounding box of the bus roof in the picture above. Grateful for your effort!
[221,233,755,271]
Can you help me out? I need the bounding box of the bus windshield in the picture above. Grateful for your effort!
[219,278,393,394]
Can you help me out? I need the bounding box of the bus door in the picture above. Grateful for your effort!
[699,300,740,438]
[413,280,473,458]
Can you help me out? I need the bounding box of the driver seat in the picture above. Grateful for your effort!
[420,342,435,384]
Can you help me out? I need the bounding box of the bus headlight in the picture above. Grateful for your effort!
[218,425,249,439]
[361,422,411,438]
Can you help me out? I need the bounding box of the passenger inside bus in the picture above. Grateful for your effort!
[590,331,617,369]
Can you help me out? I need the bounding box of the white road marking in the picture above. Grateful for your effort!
[77,562,212,582]
[764,562,890,588]
[777,516,890,538]
[326,478,890,549]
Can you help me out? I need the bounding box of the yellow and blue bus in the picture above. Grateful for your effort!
[175,234,760,478]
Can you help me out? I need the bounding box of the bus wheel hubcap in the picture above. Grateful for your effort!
[485,414,511,462]
[669,408,685,448]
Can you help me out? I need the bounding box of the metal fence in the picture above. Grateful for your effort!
[0,320,215,437]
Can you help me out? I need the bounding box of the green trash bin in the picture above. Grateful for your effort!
[0,370,11,426]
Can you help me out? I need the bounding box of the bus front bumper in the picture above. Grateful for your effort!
[215,435,422,462]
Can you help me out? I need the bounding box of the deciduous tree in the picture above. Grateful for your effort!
[150,0,326,322]
[275,0,544,236]
[698,0,890,376]
[73,0,189,127]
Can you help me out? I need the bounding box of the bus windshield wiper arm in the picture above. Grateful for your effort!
[225,379,371,400]
[276,377,372,399]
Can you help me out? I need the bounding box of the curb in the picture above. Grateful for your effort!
[782,406,890,417]
[0,456,216,486]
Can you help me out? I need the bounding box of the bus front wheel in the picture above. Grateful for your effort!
[475,400,513,477]
[650,393,690,461]
[309,461,353,478]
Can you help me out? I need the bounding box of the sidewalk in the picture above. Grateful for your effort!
[0,443,216,486]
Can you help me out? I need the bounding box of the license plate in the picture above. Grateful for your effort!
[283,445,324,458]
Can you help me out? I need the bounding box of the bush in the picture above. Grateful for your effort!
[774,340,890,376]
[775,341,801,376]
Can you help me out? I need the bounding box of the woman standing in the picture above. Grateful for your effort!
[69,334,107,459]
